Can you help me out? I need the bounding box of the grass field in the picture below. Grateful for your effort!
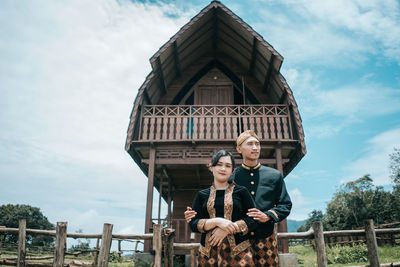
[291,244,400,266]
[2,245,400,267]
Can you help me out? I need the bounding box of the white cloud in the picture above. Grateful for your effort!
[283,68,400,139]
[289,188,306,207]
[342,127,400,185]
[250,0,400,66]
[0,0,189,234]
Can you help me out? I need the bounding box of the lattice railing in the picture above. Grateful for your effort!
[138,105,293,141]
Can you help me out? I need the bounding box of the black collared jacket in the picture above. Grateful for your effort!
[231,164,292,239]
[189,183,258,257]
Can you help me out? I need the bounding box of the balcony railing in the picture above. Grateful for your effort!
[138,105,293,142]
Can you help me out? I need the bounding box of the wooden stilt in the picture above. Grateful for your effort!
[168,178,172,228]
[158,174,163,224]
[275,145,289,253]
[144,147,156,252]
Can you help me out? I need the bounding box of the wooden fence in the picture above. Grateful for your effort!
[1,219,400,267]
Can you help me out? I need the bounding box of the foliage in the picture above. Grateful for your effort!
[69,229,91,252]
[389,147,400,187]
[109,251,123,263]
[324,175,396,230]
[327,244,368,264]
[69,241,91,252]
[297,209,324,232]
[292,245,400,267]
[0,204,55,246]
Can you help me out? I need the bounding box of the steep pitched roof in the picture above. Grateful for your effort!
[126,1,305,158]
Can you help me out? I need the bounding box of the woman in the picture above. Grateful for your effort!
[189,150,257,267]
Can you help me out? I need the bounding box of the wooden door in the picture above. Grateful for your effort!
[195,85,233,105]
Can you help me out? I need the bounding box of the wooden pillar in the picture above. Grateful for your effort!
[167,179,172,228]
[97,223,113,267]
[275,145,289,253]
[17,219,26,267]
[364,219,380,267]
[144,147,156,252]
[53,222,67,267]
[158,174,163,225]
[313,222,327,267]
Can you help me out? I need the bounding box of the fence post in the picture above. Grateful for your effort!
[97,223,113,267]
[53,222,67,267]
[190,249,196,267]
[163,228,175,267]
[153,224,162,267]
[313,222,327,267]
[364,219,380,267]
[17,219,26,267]
[118,240,122,258]
[94,238,100,266]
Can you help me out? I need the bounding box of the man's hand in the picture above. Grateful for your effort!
[184,207,197,223]
[247,208,270,223]
[209,227,228,247]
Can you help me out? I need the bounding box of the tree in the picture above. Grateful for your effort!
[389,147,400,220]
[390,148,400,187]
[0,204,55,246]
[297,209,324,232]
[324,175,395,230]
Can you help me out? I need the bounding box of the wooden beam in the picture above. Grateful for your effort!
[263,54,276,93]
[143,88,152,105]
[145,148,156,234]
[275,145,289,253]
[142,158,289,165]
[248,36,257,75]
[167,179,172,227]
[156,57,166,94]
[172,41,181,78]
[275,146,283,174]
[157,174,163,224]
[279,91,288,104]
[212,8,218,53]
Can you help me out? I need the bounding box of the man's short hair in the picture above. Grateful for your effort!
[236,130,260,146]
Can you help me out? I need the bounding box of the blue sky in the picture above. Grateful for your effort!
[1,0,400,244]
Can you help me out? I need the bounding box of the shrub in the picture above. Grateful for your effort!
[108,251,123,263]
[327,244,368,264]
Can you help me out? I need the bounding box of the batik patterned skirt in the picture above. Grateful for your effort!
[250,234,279,267]
[197,238,254,267]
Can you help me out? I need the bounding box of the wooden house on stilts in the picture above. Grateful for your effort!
[125,1,306,253]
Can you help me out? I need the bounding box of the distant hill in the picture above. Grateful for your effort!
[287,219,306,232]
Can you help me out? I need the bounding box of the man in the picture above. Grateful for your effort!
[185,130,292,267]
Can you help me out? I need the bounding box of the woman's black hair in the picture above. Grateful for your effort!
[210,150,236,170]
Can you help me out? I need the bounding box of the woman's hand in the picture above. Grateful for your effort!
[209,227,228,247]
[184,207,197,223]
[215,218,239,234]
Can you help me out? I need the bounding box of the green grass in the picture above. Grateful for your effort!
[290,244,400,266]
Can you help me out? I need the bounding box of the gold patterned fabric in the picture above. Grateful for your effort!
[199,183,252,258]
[250,235,278,267]
[198,238,254,267]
